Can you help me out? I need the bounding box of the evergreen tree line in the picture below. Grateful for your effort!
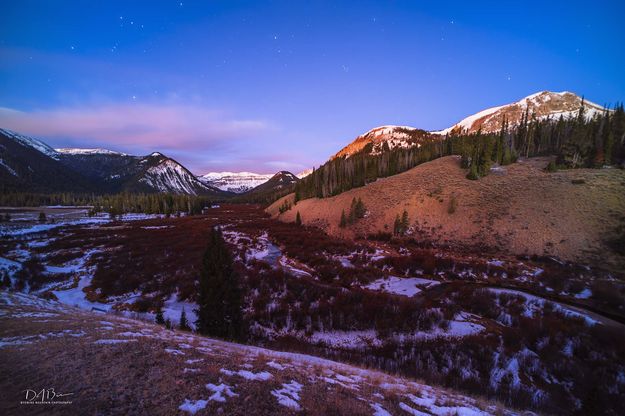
[0,191,221,216]
[295,103,625,199]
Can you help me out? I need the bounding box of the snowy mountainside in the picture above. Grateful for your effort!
[139,155,221,195]
[0,128,60,160]
[331,125,432,159]
[198,171,274,193]
[433,90,607,135]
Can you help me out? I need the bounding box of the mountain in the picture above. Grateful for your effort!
[198,171,274,193]
[233,170,299,203]
[249,171,298,193]
[433,90,606,135]
[331,91,607,160]
[0,128,225,196]
[0,128,95,193]
[332,125,432,159]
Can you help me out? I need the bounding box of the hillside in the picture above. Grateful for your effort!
[0,291,511,416]
[269,156,625,270]
[0,130,95,193]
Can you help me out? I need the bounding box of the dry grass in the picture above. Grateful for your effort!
[0,292,512,416]
[269,156,625,270]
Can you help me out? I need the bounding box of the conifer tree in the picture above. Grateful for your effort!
[466,162,479,180]
[401,209,409,234]
[339,209,347,228]
[393,214,402,236]
[155,306,165,325]
[195,227,243,341]
[179,307,190,331]
[295,211,302,226]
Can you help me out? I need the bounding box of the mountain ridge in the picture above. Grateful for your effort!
[331,91,608,160]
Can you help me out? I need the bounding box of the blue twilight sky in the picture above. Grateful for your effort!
[1,1,624,174]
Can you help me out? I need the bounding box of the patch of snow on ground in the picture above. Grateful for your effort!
[310,330,381,349]
[406,391,489,416]
[371,402,392,416]
[94,339,137,344]
[575,288,592,299]
[206,382,238,402]
[271,380,303,411]
[178,399,209,414]
[364,276,439,297]
[266,361,286,370]
[220,368,272,381]
[399,402,429,416]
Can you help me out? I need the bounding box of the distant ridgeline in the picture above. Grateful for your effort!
[295,103,625,200]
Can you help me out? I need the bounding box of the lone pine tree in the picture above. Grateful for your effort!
[155,306,165,325]
[195,227,243,341]
[179,307,190,331]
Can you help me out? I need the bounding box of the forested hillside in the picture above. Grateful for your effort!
[295,103,625,200]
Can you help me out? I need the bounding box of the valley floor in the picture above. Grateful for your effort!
[1,204,624,415]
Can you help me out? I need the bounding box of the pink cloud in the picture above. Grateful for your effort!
[0,104,272,153]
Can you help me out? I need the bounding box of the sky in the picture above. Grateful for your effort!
[1,1,624,174]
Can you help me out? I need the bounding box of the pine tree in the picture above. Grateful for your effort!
[339,209,347,228]
[393,214,402,236]
[155,306,165,325]
[195,227,243,341]
[165,318,172,329]
[466,162,479,180]
[401,209,409,234]
[355,198,366,218]
[295,211,302,226]
[179,307,190,331]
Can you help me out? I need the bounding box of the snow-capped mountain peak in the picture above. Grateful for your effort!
[332,125,430,159]
[139,158,216,195]
[432,91,607,135]
[198,171,274,193]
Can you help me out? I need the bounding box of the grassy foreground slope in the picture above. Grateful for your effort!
[269,156,625,270]
[0,291,512,416]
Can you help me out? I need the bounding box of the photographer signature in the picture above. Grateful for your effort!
[22,388,73,404]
